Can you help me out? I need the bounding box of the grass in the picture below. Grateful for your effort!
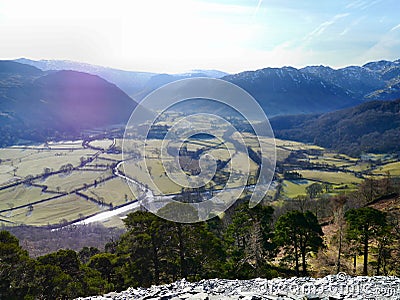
[274,138,324,151]
[0,164,14,185]
[276,148,291,162]
[39,170,113,193]
[98,153,123,161]
[298,170,362,185]
[0,185,51,211]
[347,162,373,172]
[3,129,392,227]
[282,179,313,198]
[122,160,182,195]
[207,147,232,161]
[81,177,137,207]
[372,161,400,176]
[1,194,102,226]
[12,149,98,178]
[309,157,354,167]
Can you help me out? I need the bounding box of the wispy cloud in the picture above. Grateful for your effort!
[345,0,368,9]
[340,16,365,36]
[345,0,382,10]
[339,28,350,36]
[360,25,400,63]
[304,13,350,42]
[391,23,400,31]
[252,0,263,17]
[358,0,383,10]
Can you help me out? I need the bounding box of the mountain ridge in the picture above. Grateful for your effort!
[1,58,400,149]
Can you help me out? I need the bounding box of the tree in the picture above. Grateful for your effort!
[37,249,81,278]
[306,183,323,199]
[118,211,169,286]
[293,195,310,213]
[358,178,379,204]
[331,194,348,273]
[0,231,35,299]
[274,210,324,276]
[88,253,117,283]
[158,202,225,280]
[345,207,387,275]
[78,246,100,264]
[224,202,275,278]
[43,167,51,176]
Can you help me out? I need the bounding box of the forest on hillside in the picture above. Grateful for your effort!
[271,99,400,156]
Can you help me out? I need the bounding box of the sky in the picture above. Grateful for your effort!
[0,0,399,73]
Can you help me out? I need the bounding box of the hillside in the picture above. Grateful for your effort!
[223,66,360,116]
[0,61,136,146]
[270,99,400,156]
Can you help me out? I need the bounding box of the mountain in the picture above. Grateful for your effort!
[3,58,400,148]
[128,70,229,101]
[302,59,400,101]
[187,69,228,78]
[0,61,136,146]
[300,65,385,99]
[14,58,155,98]
[270,99,400,156]
[221,59,400,116]
[14,59,228,100]
[15,58,400,117]
[222,67,359,116]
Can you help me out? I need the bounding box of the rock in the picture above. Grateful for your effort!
[75,275,400,300]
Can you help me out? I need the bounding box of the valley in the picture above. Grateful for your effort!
[0,123,398,228]
[1,58,399,299]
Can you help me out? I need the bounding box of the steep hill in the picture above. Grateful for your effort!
[0,61,136,146]
[270,99,400,156]
[223,67,360,116]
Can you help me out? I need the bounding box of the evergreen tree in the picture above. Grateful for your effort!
[224,203,275,278]
[274,210,324,276]
[345,207,388,275]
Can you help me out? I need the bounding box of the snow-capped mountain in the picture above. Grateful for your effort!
[13,57,400,117]
[222,59,400,116]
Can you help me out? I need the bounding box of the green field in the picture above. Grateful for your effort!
[282,179,313,198]
[12,149,96,178]
[40,170,113,193]
[0,185,51,211]
[1,132,399,227]
[80,177,137,207]
[2,194,103,226]
[298,170,362,185]
[373,161,400,176]
[123,159,182,195]
[275,138,324,151]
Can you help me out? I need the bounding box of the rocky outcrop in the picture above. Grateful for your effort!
[77,274,400,300]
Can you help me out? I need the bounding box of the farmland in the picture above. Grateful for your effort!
[0,119,399,228]
[0,138,126,227]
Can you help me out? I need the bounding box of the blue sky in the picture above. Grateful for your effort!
[0,0,399,73]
